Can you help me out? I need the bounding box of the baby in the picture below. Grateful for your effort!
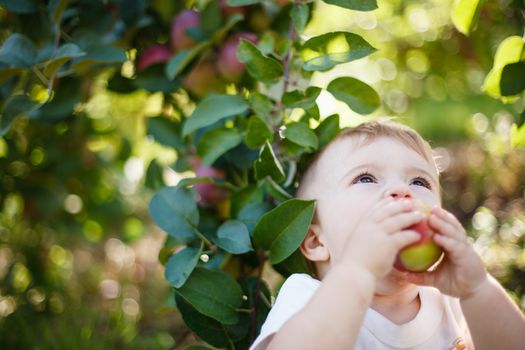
[250,120,525,349]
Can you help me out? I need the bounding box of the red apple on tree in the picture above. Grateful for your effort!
[136,45,171,72]
[217,32,258,82]
[191,157,229,206]
[170,9,200,51]
[394,200,444,272]
[183,60,224,98]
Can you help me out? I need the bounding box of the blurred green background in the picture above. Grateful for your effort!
[1,0,525,348]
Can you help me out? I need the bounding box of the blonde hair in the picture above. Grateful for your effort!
[296,120,438,200]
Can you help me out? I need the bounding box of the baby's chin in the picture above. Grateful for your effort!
[374,269,416,295]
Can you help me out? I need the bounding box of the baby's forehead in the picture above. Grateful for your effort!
[300,135,437,195]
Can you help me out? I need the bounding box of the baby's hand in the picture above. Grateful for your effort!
[338,197,422,281]
[406,207,487,299]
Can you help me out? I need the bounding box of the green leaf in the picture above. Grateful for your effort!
[255,141,285,182]
[119,0,147,27]
[0,95,37,136]
[264,177,293,202]
[482,36,525,99]
[0,67,21,85]
[274,248,311,277]
[145,159,165,191]
[227,0,261,5]
[135,65,181,93]
[511,122,525,148]
[166,42,210,80]
[238,202,272,235]
[237,39,283,85]
[230,186,264,218]
[28,78,81,121]
[197,127,243,166]
[49,0,70,23]
[176,295,230,348]
[183,94,248,136]
[257,33,275,56]
[0,0,38,13]
[176,267,243,325]
[321,0,377,11]
[291,4,309,33]
[327,77,380,115]
[72,45,127,72]
[42,43,85,77]
[253,199,315,264]
[317,114,340,148]
[248,92,273,126]
[214,220,253,254]
[282,87,321,109]
[0,33,37,68]
[107,73,137,94]
[300,32,376,71]
[283,122,319,150]
[177,177,233,192]
[165,247,201,288]
[148,187,199,243]
[451,0,484,35]
[147,116,185,149]
[500,61,525,96]
[245,115,273,149]
[302,104,320,122]
[201,0,222,36]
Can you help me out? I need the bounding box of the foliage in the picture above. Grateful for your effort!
[0,0,525,349]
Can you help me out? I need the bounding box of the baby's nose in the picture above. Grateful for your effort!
[385,183,413,199]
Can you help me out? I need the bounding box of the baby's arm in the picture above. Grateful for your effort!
[407,207,525,349]
[267,264,375,350]
[460,274,525,349]
[267,198,421,350]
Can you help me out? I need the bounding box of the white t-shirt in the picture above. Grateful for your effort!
[250,273,473,350]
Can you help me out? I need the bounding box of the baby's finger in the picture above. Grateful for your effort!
[390,230,420,250]
[371,197,410,218]
[433,233,469,261]
[429,213,467,242]
[382,210,424,233]
[431,207,465,234]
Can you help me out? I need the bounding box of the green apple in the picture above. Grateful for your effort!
[394,201,444,273]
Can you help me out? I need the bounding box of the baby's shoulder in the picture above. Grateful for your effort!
[276,273,320,299]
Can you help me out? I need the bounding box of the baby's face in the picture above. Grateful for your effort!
[311,136,441,265]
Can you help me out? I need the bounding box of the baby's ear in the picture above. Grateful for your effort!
[300,224,330,262]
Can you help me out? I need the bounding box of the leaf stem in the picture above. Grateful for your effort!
[250,251,267,343]
[32,67,49,86]
[222,323,236,350]
[191,225,213,246]
[272,0,298,125]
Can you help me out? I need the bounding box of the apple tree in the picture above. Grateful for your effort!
[143,1,381,348]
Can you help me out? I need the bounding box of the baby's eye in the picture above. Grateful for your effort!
[352,172,377,184]
[411,177,432,189]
